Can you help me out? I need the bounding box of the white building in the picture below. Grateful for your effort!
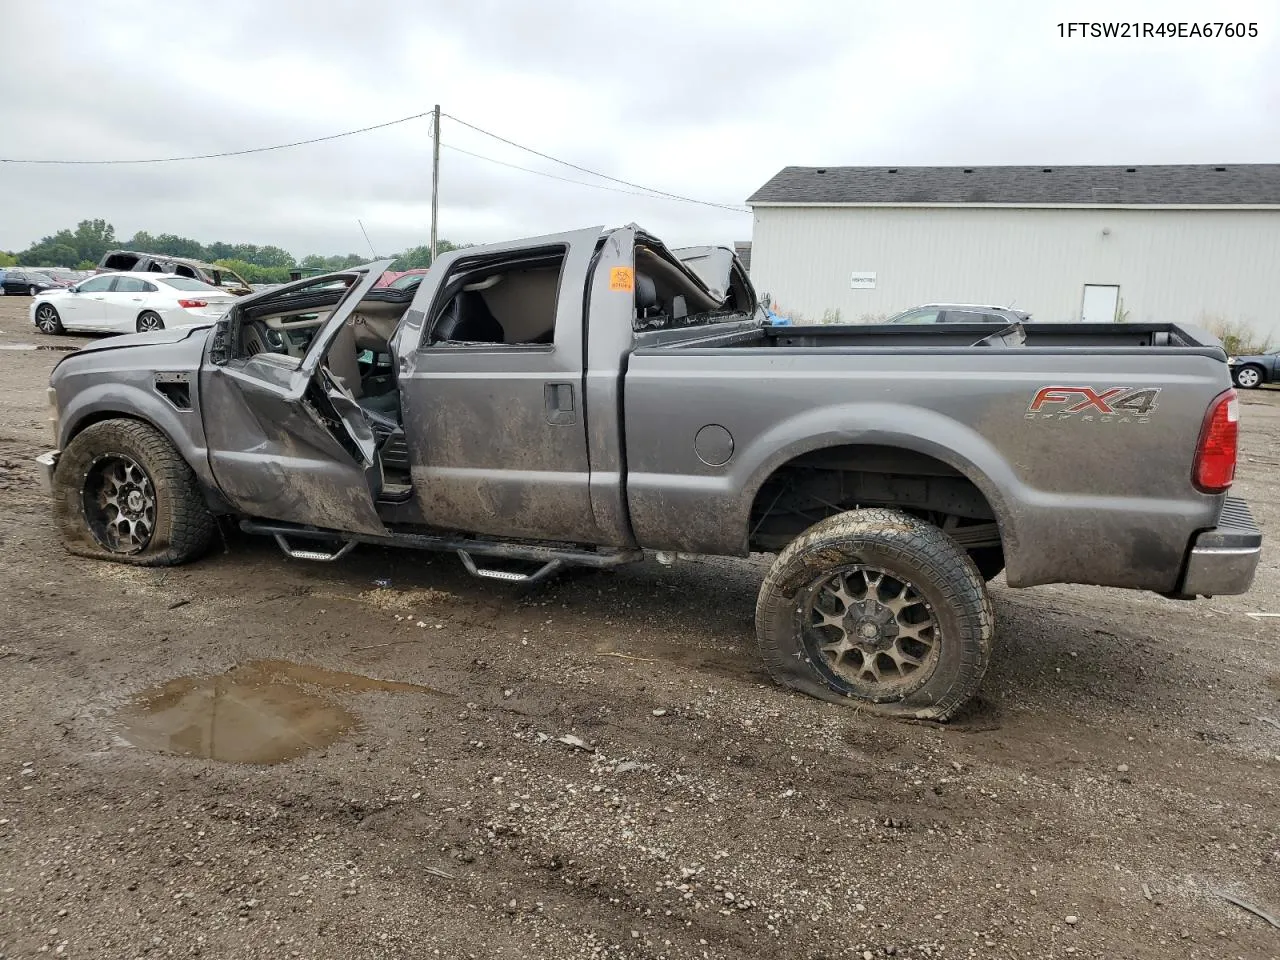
[746,165,1280,338]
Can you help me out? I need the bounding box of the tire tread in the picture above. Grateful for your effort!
[755,508,993,721]
[53,419,214,567]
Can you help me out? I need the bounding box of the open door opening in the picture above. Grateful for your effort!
[200,261,408,535]
[225,271,417,497]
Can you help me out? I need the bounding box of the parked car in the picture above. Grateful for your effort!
[35,225,1259,722]
[2,269,65,296]
[30,272,239,335]
[96,250,252,296]
[1228,348,1280,389]
[374,268,431,290]
[33,268,83,286]
[888,303,1032,324]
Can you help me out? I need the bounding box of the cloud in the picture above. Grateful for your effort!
[1,0,1277,257]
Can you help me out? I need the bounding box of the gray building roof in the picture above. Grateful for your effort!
[747,164,1280,207]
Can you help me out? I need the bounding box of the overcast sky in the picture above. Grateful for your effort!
[1,0,1277,258]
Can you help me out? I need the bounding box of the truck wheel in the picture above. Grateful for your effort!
[755,508,993,721]
[52,419,215,566]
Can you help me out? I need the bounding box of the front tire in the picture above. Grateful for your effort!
[136,311,164,333]
[34,303,64,335]
[52,419,215,566]
[1233,365,1263,389]
[755,508,993,721]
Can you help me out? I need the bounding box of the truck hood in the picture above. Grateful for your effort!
[68,324,213,357]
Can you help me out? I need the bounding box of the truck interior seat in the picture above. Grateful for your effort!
[434,291,504,343]
[636,273,663,319]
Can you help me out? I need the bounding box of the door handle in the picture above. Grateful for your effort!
[544,382,576,425]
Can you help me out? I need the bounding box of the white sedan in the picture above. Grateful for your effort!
[30,272,239,336]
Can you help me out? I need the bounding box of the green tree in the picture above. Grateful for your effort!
[19,219,117,267]
[214,258,292,284]
[393,240,460,270]
[127,230,158,251]
[23,241,79,267]
[151,233,207,259]
[0,251,17,267]
[298,254,330,271]
[71,219,116,263]
[250,245,295,269]
[14,221,482,275]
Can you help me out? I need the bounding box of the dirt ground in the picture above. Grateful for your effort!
[0,294,1277,960]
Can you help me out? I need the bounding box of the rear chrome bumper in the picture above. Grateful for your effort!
[35,451,58,497]
[1177,497,1262,597]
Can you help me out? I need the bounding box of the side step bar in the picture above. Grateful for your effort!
[272,534,356,563]
[242,520,642,581]
[458,552,564,585]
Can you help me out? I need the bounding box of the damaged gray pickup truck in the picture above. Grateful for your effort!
[37,224,1261,720]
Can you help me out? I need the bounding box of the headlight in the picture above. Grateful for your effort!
[1227,356,1237,364]
[47,387,60,447]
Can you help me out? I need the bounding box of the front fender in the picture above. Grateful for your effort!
[57,378,225,509]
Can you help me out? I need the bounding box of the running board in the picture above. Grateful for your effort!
[240,520,642,577]
[457,551,564,585]
[272,533,356,562]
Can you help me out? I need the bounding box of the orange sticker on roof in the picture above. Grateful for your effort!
[609,266,635,292]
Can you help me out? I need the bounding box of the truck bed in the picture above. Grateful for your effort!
[623,320,1233,592]
[655,321,1224,355]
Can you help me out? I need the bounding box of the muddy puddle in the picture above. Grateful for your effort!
[117,660,442,764]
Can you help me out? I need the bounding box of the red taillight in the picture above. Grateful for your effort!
[1193,389,1239,493]
[177,299,208,309]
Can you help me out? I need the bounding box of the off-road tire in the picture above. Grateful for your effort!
[52,419,215,566]
[755,508,993,721]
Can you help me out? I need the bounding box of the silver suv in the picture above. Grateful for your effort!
[96,250,251,295]
[889,303,1032,324]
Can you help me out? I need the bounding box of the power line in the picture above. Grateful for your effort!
[0,110,433,165]
[0,105,748,213]
[441,142,741,207]
[442,112,748,212]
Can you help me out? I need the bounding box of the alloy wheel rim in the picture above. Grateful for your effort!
[800,565,940,699]
[82,453,156,554]
[138,314,161,331]
[36,306,57,332]
[1238,369,1259,387]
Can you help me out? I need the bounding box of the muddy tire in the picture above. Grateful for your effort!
[755,508,993,721]
[52,419,215,566]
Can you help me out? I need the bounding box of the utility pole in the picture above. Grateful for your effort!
[430,104,440,264]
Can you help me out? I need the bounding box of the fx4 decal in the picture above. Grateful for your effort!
[1026,385,1161,423]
